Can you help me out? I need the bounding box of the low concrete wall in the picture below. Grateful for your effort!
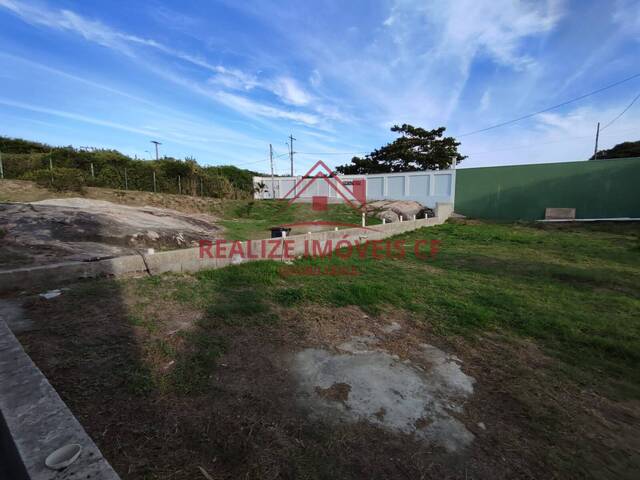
[0,203,453,292]
[0,318,120,479]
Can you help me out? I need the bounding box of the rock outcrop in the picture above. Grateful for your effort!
[365,200,434,223]
[0,198,221,268]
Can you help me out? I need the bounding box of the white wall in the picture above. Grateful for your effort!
[254,169,456,208]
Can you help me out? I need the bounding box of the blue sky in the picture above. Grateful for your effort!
[0,0,639,173]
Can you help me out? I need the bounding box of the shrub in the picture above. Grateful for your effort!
[93,165,123,189]
[23,168,87,192]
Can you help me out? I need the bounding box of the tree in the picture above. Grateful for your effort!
[590,140,640,160]
[336,124,465,174]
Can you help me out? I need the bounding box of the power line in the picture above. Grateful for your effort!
[447,126,639,157]
[229,158,270,167]
[601,91,640,130]
[457,71,640,137]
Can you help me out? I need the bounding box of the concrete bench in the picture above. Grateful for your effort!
[544,208,576,220]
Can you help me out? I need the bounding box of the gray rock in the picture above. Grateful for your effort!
[0,199,221,268]
[366,200,434,223]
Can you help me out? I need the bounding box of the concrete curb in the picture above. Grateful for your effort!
[0,203,453,293]
[0,318,120,479]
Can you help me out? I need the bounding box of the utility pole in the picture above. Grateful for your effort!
[288,134,296,177]
[0,150,4,180]
[150,140,161,161]
[593,122,600,160]
[269,144,275,199]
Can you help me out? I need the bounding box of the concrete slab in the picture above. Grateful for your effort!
[291,335,475,453]
[0,318,120,479]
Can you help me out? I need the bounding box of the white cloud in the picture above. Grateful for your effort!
[215,91,319,125]
[0,97,160,137]
[383,0,564,68]
[309,69,322,87]
[270,0,567,137]
[0,0,332,127]
[269,77,312,106]
[208,66,260,91]
[612,0,640,35]
[209,70,313,106]
[479,90,491,112]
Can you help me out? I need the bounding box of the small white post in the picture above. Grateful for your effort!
[413,214,416,221]
[382,218,386,225]
[399,215,403,223]
[361,212,366,227]
[280,230,287,261]
[334,227,338,231]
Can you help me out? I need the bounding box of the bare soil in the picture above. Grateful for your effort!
[13,280,640,480]
[0,179,225,214]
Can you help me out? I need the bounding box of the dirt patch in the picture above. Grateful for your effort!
[10,283,640,479]
[0,179,224,214]
[315,382,351,403]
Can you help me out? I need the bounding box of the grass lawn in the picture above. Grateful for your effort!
[17,219,640,479]
[212,199,381,240]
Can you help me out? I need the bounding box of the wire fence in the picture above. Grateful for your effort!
[0,151,254,199]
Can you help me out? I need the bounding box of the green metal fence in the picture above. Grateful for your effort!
[455,157,640,220]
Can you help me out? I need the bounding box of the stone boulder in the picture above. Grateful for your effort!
[365,200,434,223]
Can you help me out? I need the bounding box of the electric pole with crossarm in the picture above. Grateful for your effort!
[150,140,162,161]
[288,134,296,177]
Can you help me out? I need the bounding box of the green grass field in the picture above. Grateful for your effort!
[212,199,381,240]
[18,219,640,478]
[126,219,640,399]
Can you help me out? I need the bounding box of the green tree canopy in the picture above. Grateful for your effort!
[336,124,465,174]
[590,140,640,160]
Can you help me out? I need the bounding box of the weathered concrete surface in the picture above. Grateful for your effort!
[291,332,475,453]
[0,300,33,333]
[0,203,453,293]
[0,199,221,268]
[0,313,121,479]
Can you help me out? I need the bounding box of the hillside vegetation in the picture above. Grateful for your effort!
[0,135,259,199]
